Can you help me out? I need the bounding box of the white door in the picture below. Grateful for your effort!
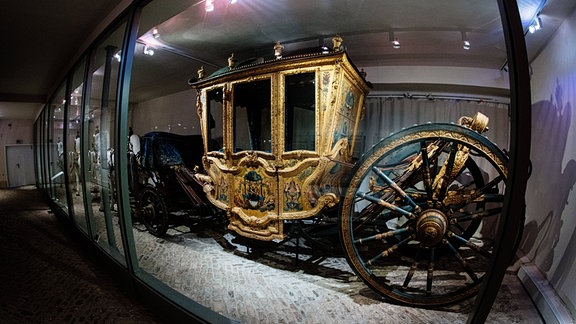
[6,144,35,188]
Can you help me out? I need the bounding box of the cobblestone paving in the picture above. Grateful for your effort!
[133,221,544,324]
[0,188,544,323]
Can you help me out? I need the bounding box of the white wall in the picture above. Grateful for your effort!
[363,65,510,90]
[520,5,576,319]
[129,89,201,137]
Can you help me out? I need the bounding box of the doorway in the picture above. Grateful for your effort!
[6,144,35,188]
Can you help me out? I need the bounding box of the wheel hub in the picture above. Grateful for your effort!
[415,209,448,247]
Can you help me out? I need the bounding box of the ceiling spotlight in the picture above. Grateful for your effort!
[389,31,400,49]
[205,0,214,12]
[461,32,470,50]
[529,15,542,34]
[144,45,154,56]
[152,27,160,38]
[113,51,121,62]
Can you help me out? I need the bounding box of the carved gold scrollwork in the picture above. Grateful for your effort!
[458,112,489,133]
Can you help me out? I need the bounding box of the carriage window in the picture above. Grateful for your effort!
[285,73,315,151]
[207,88,224,151]
[233,79,272,152]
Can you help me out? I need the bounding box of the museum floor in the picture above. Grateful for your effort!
[0,188,544,323]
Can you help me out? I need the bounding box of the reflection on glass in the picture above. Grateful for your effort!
[49,84,68,212]
[68,60,88,232]
[285,73,315,151]
[207,88,224,151]
[119,0,510,321]
[84,25,126,258]
[233,80,271,152]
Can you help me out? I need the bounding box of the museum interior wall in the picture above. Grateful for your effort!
[129,89,201,136]
[521,4,576,318]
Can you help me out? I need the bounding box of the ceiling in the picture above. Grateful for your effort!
[0,0,574,120]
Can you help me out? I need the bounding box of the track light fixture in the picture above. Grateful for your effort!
[389,31,400,49]
[205,0,215,12]
[144,45,155,56]
[529,15,542,34]
[152,27,160,38]
[206,0,237,12]
[461,32,470,50]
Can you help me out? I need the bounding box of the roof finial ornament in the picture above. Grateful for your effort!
[197,66,205,80]
[228,53,236,69]
[274,41,284,59]
[332,35,344,52]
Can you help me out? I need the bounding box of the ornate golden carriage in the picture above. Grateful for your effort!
[191,41,370,241]
[184,37,516,307]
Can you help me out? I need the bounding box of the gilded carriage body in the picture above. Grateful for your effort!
[191,49,371,241]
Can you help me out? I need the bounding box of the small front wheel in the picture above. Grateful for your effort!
[138,187,169,236]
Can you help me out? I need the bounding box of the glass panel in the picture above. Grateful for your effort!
[35,117,43,188]
[121,0,515,322]
[285,73,315,151]
[207,88,223,151]
[233,79,271,152]
[49,84,68,212]
[68,59,88,232]
[85,23,126,257]
[41,110,49,190]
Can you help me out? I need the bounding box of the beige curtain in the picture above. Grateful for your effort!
[357,97,510,156]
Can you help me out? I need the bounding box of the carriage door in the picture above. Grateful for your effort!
[227,78,280,240]
[278,72,317,217]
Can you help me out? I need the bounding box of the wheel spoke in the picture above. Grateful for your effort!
[354,228,409,245]
[372,166,420,212]
[403,248,422,288]
[447,242,480,282]
[420,141,434,200]
[456,207,502,222]
[434,142,459,201]
[426,248,435,295]
[452,175,505,209]
[356,191,416,219]
[448,232,492,258]
[367,235,414,266]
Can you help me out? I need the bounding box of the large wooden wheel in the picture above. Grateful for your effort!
[340,122,511,306]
